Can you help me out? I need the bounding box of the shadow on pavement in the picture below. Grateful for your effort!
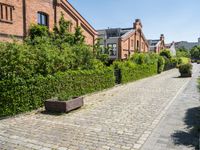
[171,107,200,150]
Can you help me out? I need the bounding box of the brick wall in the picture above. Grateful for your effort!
[120,30,149,59]
[26,0,55,33]
[0,0,24,38]
[0,0,97,45]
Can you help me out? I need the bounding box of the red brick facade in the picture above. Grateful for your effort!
[119,19,149,59]
[0,0,97,45]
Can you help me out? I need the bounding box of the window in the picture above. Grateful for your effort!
[131,39,134,47]
[137,40,139,49]
[37,12,48,26]
[107,43,117,56]
[0,3,14,23]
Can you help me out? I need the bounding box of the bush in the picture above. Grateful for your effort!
[0,68,115,117]
[178,57,190,65]
[157,56,165,73]
[178,63,192,77]
[163,57,177,71]
[130,53,151,65]
[160,49,172,59]
[28,24,49,40]
[190,46,200,60]
[176,47,190,58]
[0,42,35,80]
[114,60,157,84]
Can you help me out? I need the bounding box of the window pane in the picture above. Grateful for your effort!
[37,12,48,26]
[42,15,45,25]
[37,13,41,24]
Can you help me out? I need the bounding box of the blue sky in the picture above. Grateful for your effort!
[68,0,200,43]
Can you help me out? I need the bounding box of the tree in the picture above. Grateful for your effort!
[176,47,190,58]
[190,46,200,60]
[93,38,109,65]
[73,26,85,45]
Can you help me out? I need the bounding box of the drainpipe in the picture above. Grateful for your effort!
[22,0,27,39]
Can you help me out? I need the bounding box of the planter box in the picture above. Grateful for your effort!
[180,73,192,77]
[44,97,84,113]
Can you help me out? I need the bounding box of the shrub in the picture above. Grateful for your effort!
[162,57,177,71]
[160,49,172,59]
[178,57,190,65]
[176,47,190,58]
[130,53,151,65]
[0,42,35,80]
[28,24,49,40]
[190,46,200,60]
[178,63,192,77]
[114,60,157,84]
[157,56,165,73]
[0,68,115,117]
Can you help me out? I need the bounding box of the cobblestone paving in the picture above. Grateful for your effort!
[141,63,200,150]
[0,68,192,150]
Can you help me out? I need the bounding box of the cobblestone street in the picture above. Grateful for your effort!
[0,64,199,150]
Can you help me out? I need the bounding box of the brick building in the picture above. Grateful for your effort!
[0,0,97,45]
[98,19,149,60]
[148,34,165,53]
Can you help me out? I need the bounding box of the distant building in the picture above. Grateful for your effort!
[97,19,149,60]
[175,38,200,50]
[165,42,176,56]
[148,34,165,53]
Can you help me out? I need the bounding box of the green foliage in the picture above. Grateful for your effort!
[160,49,172,59]
[0,42,35,80]
[157,56,165,73]
[178,57,190,65]
[0,68,115,117]
[178,63,192,76]
[160,56,177,71]
[130,53,151,65]
[93,38,109,65]
[190,46,200,60]
[28,24,49,40]
[74,26,85,45]
[176,47,190,58]
[113,60,157,84]
[52,13,74,46]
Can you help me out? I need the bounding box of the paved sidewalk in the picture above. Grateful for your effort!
[0,65,196,150]
[141,63,200,150]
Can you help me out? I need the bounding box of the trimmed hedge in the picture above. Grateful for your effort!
[0,68,115,117]
[114,61,157,84]
[157,56,165,73]
[178,63,192,76]
[163,57,177,71]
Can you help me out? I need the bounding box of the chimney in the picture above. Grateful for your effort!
[134,19,142,30]
[160,34,164,41]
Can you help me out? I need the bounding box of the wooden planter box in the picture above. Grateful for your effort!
[44,97,84,113]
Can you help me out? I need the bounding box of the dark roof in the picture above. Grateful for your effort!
[148,40,160,46]
[97,28,133,38]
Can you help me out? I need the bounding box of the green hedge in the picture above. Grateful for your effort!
[114,61,157,84]
[0,68,115,117]
[157,56,165,73]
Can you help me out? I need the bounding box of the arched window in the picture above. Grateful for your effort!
[37,12,48,26]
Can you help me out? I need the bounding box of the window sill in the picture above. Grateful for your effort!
[0,19,13,24]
